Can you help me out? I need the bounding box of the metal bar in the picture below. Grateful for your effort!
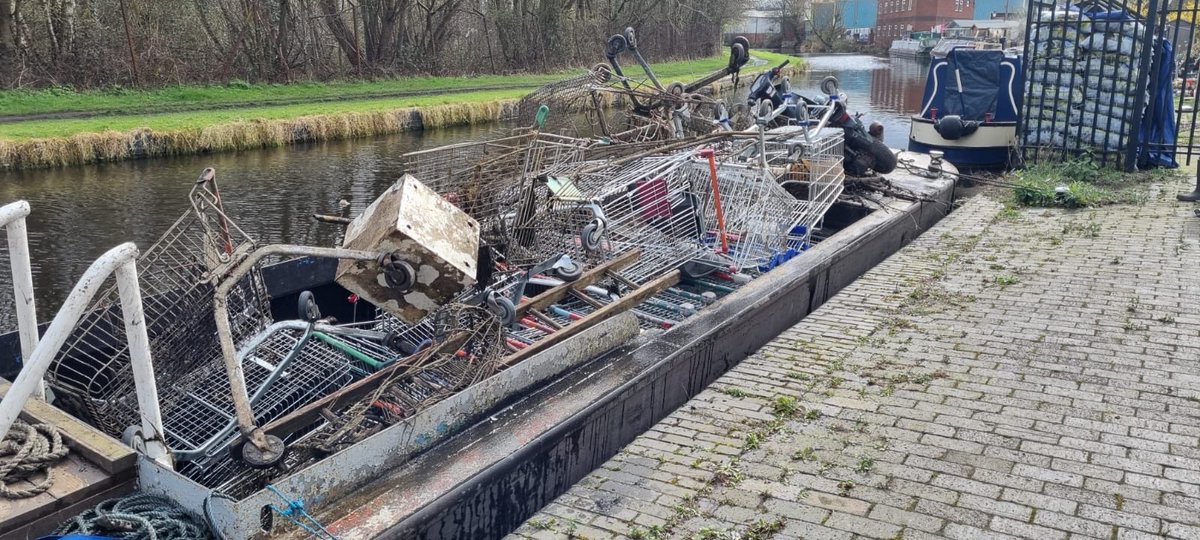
[516,250,642,318]
[0,242,171,469]
[1128,0,1164,170]
[212,244,380,451]
[0,201,42,399]
[260,332,470,439]
[501,270,681,368]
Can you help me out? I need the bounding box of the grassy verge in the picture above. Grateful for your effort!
[0,50,803,169]
[1011,155,1178,207]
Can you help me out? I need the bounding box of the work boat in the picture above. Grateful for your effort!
[908,48,1023,170]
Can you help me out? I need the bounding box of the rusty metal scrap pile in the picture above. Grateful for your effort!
[28,30,848,501]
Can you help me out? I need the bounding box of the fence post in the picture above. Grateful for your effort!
[1127,0,1163,171]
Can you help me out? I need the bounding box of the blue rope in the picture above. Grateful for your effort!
[265,485,337,540]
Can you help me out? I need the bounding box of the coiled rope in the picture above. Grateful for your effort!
[56,493,211,540]
[0,420,69,499]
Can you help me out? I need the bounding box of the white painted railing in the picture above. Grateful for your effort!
[0,201,42,399]
[0,241,172,468]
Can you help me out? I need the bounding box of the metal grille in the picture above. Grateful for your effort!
[45,180,272,437]
[1021,0,1198,171]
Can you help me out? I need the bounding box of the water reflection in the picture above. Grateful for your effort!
[794,54,930,149]
[0,122,516,321]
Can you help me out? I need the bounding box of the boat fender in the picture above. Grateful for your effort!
[933,115,981,140]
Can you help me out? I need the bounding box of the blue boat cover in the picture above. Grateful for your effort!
[917,49,1023,122]
[944,50,1003,120]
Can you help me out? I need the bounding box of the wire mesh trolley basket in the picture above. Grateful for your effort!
[44,171,273,437]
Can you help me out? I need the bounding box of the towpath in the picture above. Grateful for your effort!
[507,175,1200,540]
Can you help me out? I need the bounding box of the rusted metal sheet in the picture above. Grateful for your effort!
[337,175,479,323]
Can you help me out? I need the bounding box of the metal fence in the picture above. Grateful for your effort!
[1020,0,1200,173]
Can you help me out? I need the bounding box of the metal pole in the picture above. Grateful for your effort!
[0,243,169,471]
[0,201,42,399]
[115,260,171,468]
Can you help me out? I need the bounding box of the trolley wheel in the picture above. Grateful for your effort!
[581,222,604,251]
[732,36,750,54]
[384,330,419,355]
[297,291,321,322]
[240,434,287,469]
[487,295,517,326]
[606,34,628,58]
[667,81,685,96]
[121,425,141,448]
[730,43,748,70]
[820,76,840,96]
[624,27,638,49]
[591,63,613,83]
[551,260,584,282]
[379,252,415,292]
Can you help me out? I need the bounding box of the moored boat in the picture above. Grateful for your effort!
[908,48,1024,170]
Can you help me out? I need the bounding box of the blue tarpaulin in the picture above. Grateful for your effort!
[943,50,1005,121]
[1140,38,1179,168]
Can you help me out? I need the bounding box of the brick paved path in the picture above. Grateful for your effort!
[508,183,1200,540]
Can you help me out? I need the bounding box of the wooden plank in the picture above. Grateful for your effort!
[515,250,642,318]
[262,332,469,438]
[501,270,680,368]
[10,478,136,540]
[0,487,58,534]
[0,380,135,475]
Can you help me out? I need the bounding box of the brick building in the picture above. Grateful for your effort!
[876,0,974,46]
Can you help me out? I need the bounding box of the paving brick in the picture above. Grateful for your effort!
[511,190,1200,540]
[990,516,1069,540]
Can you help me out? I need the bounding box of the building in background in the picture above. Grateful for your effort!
[727,8,784,48]
[876,0,975,47]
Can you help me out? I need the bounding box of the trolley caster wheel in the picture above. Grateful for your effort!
[487,295,517,326]
[581,222,604,252]
[297,291,321,322]
[666,81,685,96]
[591,63,612,83]
[121,425,142,448]
[624,27,638,49]
[732,36,750,54]
[550,260,584,282]
[379,252,415,293]
[384,330,419,355]
[820,76,840,96]
[730,43,748,70]
[606,34,628,58]
[239,434,288,469]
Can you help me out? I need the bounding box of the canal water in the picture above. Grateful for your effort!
[0,55,929,324]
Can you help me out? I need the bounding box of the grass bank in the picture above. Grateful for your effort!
[0,50,803,170]
[1010,155,1178,208]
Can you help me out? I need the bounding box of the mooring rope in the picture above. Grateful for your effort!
[0,420,69,499]
[56,493,211,540]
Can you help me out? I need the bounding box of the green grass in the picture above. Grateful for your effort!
[0,49,804,141]
[1011,154,1161,208]
[0,89,526,139]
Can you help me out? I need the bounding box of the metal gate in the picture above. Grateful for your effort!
[1020,0,1200,174]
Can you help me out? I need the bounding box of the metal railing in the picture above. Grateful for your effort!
[0,241,172,468]
[0,201,42,399]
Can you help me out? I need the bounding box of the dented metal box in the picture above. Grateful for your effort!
[336,174,479,322]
